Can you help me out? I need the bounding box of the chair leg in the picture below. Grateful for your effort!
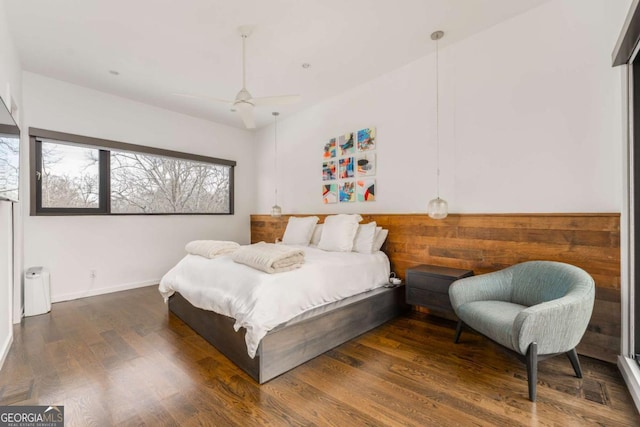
[526,342,538,402]
[454,320,463,343]
[566,348,583,378]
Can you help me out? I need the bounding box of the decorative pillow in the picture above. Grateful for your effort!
[282,216,319,246]
[310,224,323,246]
[352,222,378,254]
[372,226,382,247]
[317,214,363,252]
[372,228,388,252]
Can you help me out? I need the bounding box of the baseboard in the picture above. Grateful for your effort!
[0,332,13,372]
[51,279,159,303]
[618,355,640,414]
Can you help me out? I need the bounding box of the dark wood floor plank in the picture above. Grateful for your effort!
[1,285,638,426]
[294,354,484,426]
[330,340,526,426]
[271,373,383,426]
[194,351,321,426]
[360,319,638,426]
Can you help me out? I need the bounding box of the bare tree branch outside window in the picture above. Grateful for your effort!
[41,142,99,208]
[110,151,230,213]
[0,135,19,201]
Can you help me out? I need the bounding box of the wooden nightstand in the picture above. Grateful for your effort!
[406,264,474,316]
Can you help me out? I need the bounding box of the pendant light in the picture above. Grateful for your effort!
[427,30,448,220]
[271,112,282,217]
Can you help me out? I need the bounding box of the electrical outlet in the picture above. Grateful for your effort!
[90,270,96,279]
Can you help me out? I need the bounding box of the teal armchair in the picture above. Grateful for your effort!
[449,261,595,401]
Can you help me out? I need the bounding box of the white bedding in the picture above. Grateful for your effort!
[231,242,304,273]
[158,245,390,358]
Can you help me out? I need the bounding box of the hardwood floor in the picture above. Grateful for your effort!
[0,285,638,426]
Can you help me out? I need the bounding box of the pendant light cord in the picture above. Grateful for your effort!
[274,112,278,206]
[435,35,440,199]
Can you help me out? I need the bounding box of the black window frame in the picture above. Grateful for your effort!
[30,128,236,216]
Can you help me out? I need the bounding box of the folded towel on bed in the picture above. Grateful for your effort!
[185,240,240,259]
[231,242,305,274]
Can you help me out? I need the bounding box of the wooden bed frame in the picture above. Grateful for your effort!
[169,284,408,383]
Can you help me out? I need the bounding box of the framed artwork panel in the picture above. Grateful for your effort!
[338,157,354,179]
[323,183,338,204]
[357,179,375,202]
[339,181,356,202]
[323,138,336,159]
[322,161,336,181]
[356,153,376,176]
[357,127,376,151]
[339,133,355,156]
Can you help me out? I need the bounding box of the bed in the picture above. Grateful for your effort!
[159,243,408,383]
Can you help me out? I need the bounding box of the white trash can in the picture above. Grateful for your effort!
[25,267,51,316]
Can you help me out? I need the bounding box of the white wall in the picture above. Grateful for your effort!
[0,203,12,368]
[0,0,22,369]
[254,0,630,214]
[22,73,255,302]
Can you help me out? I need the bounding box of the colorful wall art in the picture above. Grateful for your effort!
[357,179,375,202]
[357,127,376,151]
[356,153,375,176]
[339,181,355,202]
[339,133,355,156]
[323,126,376,204]
[322,161,336,181]
[323,138,336,159]
[322,183,338,204]
[339,157,354,179]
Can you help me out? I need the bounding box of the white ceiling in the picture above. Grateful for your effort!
[4,0,550,130]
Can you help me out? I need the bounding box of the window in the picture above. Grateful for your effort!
[30,128,235,215]
[40,142,102,209]
[0,130,20,202]
[110,151,231,214]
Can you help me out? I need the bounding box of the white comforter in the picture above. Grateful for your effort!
[158,245,390,358]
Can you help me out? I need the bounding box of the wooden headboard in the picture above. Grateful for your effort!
[251,213,620,363]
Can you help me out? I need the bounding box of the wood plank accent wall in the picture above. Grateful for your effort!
[251,213,621,363]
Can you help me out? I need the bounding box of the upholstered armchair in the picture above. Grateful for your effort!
[448,261,595,401]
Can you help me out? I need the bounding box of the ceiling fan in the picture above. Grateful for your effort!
[178,26,301,129]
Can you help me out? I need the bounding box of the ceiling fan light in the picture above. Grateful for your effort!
[427,197,448,219]
[235,88,253,102]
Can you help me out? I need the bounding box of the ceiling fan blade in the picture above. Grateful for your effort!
[235,103,255,129]
[253,95,301,106]
[173,93,233,104]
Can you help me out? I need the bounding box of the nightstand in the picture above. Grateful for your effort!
[406,264,474,316]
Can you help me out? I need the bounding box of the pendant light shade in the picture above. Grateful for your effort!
[427,197,448,219]
[271,112,282,217]
[427,30,448,220]
[271,204,282,217]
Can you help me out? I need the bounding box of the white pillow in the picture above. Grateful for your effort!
[282,216,319,246]
[372,228,388,252]
[310,224,323,246]
[352,222,378,254]
[317,214,363,252]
